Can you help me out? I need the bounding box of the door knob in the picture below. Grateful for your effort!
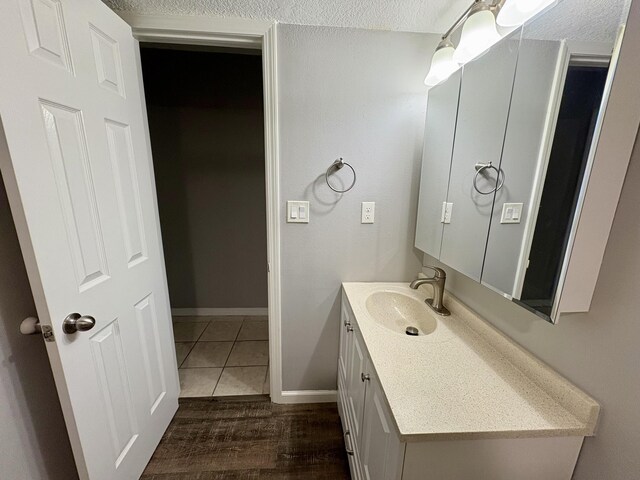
[361,373,370,382]
[63,313,96,334]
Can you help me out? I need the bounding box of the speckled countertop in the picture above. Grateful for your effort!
[342,282,600,442]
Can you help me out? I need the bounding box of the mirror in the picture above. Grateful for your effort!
[415,70,461,259]
[415,0,632,323]
[439,28,521,282]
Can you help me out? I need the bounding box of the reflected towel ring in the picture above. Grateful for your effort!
[473,162,505,195]
[326,158,357,193]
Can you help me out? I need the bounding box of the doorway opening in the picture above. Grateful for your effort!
[140,45,269,398]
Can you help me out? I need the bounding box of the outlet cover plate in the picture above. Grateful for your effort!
[362,202,375,224]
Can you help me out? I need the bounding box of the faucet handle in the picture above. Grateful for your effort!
[425,266,446,278]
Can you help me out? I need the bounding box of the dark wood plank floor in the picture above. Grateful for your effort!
[141,396,351,479]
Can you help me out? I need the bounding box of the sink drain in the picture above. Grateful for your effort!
[405,326,419,336]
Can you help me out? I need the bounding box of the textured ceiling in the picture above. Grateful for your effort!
[102,0,472,33]
[104,0,634,41]
[526,0,632,43]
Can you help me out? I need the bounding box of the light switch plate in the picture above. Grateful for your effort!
[501,203,524,224]
[287,201,310,223]
[441,202,453,224]
[361,202,375,224]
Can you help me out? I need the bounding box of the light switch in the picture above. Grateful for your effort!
[501,203,524,224]
[361,202,375,224]
[287,201,310,223]
[441,202,453,224]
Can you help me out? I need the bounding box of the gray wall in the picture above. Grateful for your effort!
[142,47,268,309]
[0,171,77,479]
[278,24,437,390]
[424,127,640,479]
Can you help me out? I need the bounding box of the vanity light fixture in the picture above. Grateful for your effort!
[424,0,503,87]
[424,39,459,87]
[424,0,558,88]
[497,0,556,27]
[452,1,502,65]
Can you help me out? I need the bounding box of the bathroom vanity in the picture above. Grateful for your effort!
[337,282,599,480]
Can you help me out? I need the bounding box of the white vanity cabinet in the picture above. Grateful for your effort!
[359,367,405,480]
[338,285,598,480]
[338,298,404,480]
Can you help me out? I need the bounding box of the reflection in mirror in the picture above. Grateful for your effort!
[520,64,608,315]
[438,28,522,282]
[415,70,461,258]
[479,30,566,299]
[481,0,632,321]
[415,0,633,324]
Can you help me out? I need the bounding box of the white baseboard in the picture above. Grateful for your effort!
[276,390,338,404]
[171,308,268,316]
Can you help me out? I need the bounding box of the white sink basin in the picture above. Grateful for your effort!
[365,291,437,336]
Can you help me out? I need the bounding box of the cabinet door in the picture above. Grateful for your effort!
[361,369,404,480]
[480,38,562,299]
[346,327,368,446]
[439,30,521,281]
[415,69,462,258]
[338,299,352,382]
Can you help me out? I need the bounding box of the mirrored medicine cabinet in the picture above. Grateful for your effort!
[415,0,635,323]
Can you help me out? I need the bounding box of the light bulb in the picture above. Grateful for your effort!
[424,41,460,87]
[453,6,502,65]
[497,0,556,27]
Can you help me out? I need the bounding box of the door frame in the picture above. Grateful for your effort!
[119,13,284,403]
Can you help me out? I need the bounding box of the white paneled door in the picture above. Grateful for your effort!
[0,1,179,479]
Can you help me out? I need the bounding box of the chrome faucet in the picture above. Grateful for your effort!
[410,267,451,316]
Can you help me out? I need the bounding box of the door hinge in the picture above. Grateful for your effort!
[41,325,55,342]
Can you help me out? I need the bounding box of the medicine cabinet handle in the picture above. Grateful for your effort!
[344,430,355,456]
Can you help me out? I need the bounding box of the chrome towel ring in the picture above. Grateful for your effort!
[326,158,357,193]
[473,162,505,195]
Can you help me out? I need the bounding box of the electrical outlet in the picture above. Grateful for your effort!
[361,202,375,224]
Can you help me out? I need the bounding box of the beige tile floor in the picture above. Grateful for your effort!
[174,315,270,397]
